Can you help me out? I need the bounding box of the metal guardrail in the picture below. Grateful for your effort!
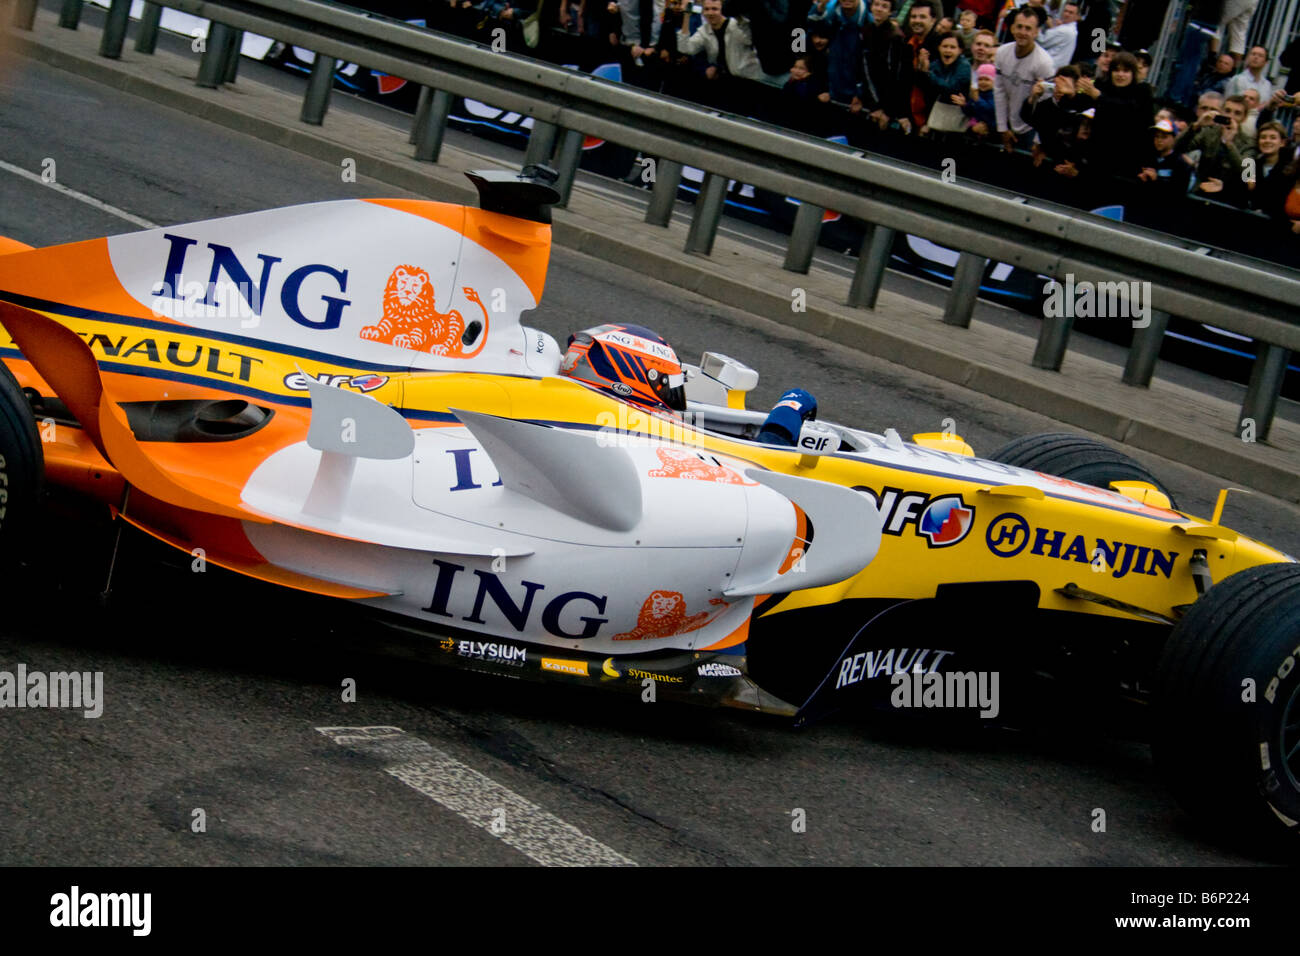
[14,0,1300,441]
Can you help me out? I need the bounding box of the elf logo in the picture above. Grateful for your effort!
[853,487,975,548]
[283,371,389,393]
[799,434,832,452]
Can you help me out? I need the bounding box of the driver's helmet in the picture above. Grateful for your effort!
[559,324,687,412]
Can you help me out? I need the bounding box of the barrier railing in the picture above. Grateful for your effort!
[14,0,1300,441]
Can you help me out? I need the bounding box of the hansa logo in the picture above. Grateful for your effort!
[284,371,390,393]
[541,658,589,677]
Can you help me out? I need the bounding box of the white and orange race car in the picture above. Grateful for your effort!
[0,168,1297,855]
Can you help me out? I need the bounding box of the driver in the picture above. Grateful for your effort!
[558,324,820,445]
[559,324,687,413]
[756,388,818,447]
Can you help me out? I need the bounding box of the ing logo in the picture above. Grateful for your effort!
[359,265,490,356]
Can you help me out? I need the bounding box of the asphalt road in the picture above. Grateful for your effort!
[1,55,1298,868]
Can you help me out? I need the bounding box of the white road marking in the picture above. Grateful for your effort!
[316,725,636,867]
[0,159,158,229]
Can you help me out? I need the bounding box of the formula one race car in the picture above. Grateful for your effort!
[1,168,1297,856]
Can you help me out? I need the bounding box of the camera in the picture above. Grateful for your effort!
[1212,113,1232,126]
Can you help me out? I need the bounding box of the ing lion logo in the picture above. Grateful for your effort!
[359,265,490,356]
[612,591,728,641]
[647,447,756,485]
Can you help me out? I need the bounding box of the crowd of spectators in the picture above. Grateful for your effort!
[427,0,1300,246]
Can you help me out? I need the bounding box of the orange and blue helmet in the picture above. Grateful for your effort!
[559,324,687,412]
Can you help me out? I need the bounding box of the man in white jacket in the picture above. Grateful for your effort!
[677,0,765,82]
[995,6,1056,151]
[1037,0,1078,70]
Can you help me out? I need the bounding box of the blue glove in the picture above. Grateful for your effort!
[757,388,818,447]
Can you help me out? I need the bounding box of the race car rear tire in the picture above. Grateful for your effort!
[1152,562,1300,856]
[988,432,1178,509]
[0,358,42,560]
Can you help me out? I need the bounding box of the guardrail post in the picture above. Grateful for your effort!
[409,87,433,144]
[1121,309,1170,387]
[196,22,233,88]
[1032,309,1073,370]
[685,173,727,255]
[12,0,39,31]
[414,89,453,162]
[941,251,986,327]
[645,159,683,226]
[99,0,132,58]
[1240,344,1289,443]
[847,224,895,310]
[134,2,163,53]
[783,202,824,274]
[552,128,584,207]
[58,0,83,29]
[223,30,244,83]
[300,54,336,125]
[524,120,559,167]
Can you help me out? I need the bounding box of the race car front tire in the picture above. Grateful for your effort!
[0,358,42,561]
[988,432,1178,509]
[1152,562,1300,856]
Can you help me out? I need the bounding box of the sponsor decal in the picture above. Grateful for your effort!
[601,657,621,678]
[596,329,677,362]
[835,647,955,690]
[445,448,504,493]
[422,560,609,639]
[81,331,262,382]
[453,640,527,666]
[1263,641,1300,704]
[646,448,757,485]
[626,668,685,684]
[359,265,489,356]
[541,658,589,677]
[917,495,975,547]
[151,233,351,330]
[890,670,1000,719]
[613,591,728,641]
[283,371,390,393]
[854,487,975,548]
[610,382,633,397]
[697,662,743,678]
[983,512,1179,579]
[798,433,834,453]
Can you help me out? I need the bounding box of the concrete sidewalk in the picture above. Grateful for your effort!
[5,10,1298,501]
